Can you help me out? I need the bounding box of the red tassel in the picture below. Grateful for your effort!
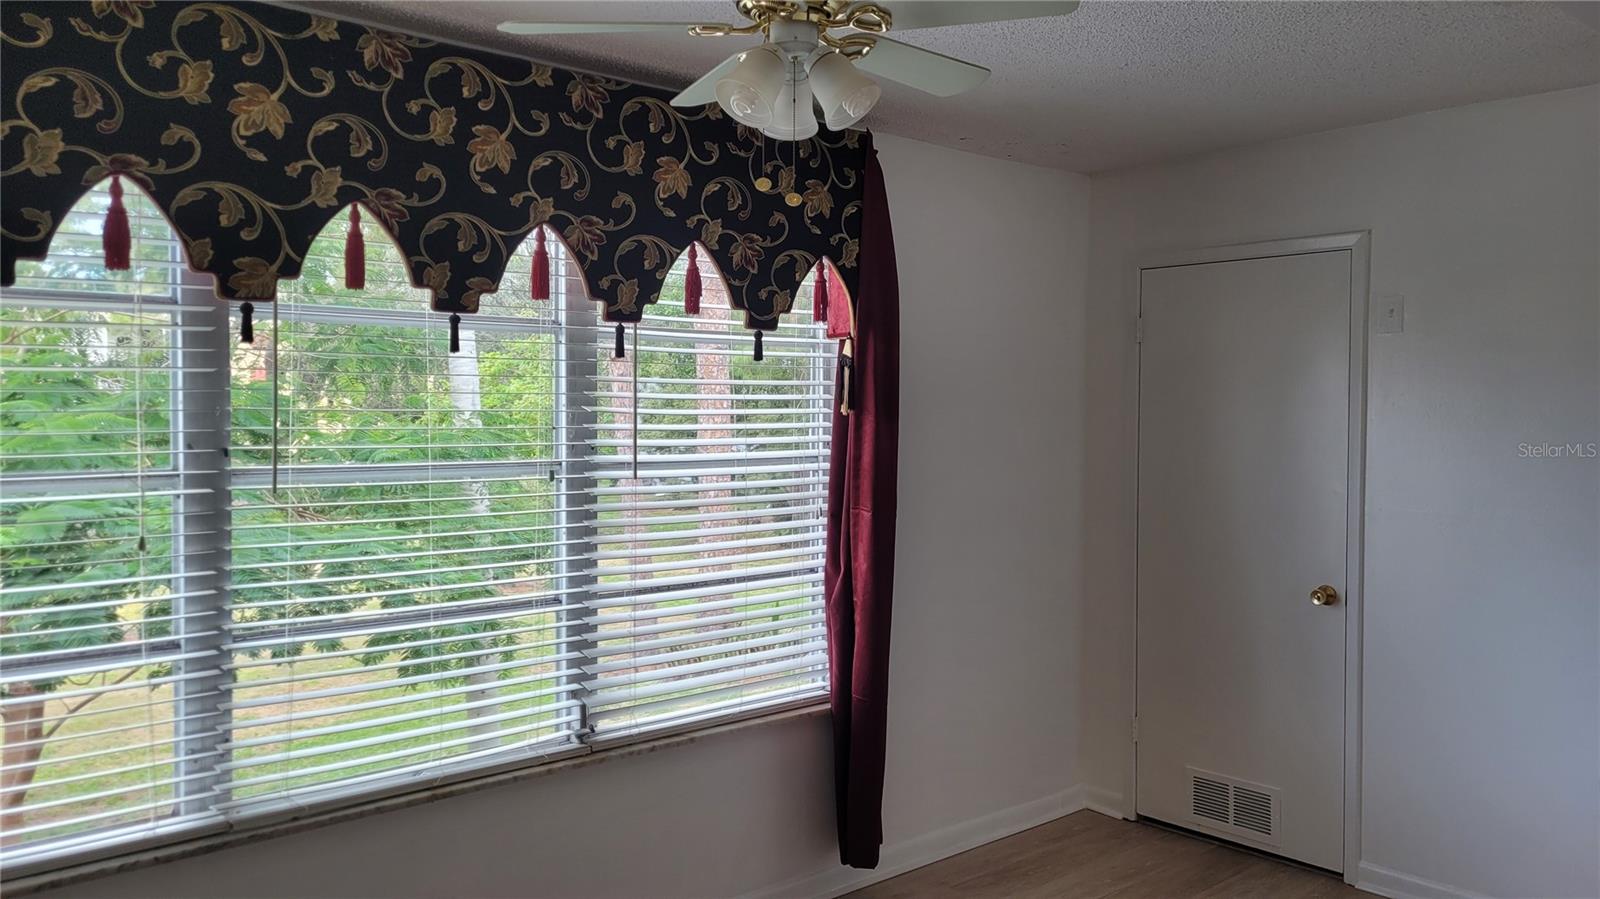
[684,243,702,315]
[344,204,365,290]
[531,227,550,301]
[103,175,131,271]
[813,264,829,323]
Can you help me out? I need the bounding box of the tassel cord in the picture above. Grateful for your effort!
[813,265,829,323]
[839,337,854,416]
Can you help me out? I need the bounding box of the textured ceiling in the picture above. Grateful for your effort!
[288,1,1600,173]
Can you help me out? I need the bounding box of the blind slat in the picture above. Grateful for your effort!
[584,586,824,627]
[587,600,825,645]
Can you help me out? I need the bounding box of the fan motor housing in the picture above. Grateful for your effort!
[737,1,852,26]
[769,18,823,58]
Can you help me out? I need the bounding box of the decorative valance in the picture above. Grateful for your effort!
[0,0,866,331]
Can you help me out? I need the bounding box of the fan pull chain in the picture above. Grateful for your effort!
[784,58,803,207]
[755,132,772,192]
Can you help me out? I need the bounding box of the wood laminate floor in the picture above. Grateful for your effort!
[847,811,1373,899]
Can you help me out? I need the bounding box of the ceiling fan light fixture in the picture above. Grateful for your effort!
[715,46,785,127]
[761,77,819,142]
[809,51,881,130]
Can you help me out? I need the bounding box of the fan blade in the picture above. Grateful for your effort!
[885,1,1079,31]
[498,21,706,35]
[671,51,745,108]
[853,37,990,97]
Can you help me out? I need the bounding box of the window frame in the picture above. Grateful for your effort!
[1,223,835,880]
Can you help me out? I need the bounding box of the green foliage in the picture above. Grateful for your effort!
[0,304,176,692]
[219,223,564,689]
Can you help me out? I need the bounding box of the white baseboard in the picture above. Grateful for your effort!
[1076,795,1492,899]
[1355,862,1493,899]
[747,786,1499,899]
[744,785,1088,899]
[1081,785,1127,819]
[1083,793,1494,899]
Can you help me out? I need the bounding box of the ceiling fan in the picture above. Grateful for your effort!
[499,1,1079,140]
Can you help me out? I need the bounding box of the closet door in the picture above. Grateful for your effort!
[1136,248,1352,871]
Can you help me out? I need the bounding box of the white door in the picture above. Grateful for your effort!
[1136,249,1352,872]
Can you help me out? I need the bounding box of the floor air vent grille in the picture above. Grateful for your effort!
[1186,767,1281,845]
[1191,775,1231,825]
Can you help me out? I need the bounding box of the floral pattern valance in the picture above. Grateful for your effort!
[0,0,866,328]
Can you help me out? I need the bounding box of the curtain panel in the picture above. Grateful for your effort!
[826,147,900,869]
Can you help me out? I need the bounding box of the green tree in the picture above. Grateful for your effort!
[1,199,180,835]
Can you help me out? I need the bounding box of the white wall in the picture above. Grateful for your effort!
[40,68,1591,899]
[1080,85,1600,899]
[40,134,1092,899]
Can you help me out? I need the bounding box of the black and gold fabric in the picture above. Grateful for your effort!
[0,0,866,329]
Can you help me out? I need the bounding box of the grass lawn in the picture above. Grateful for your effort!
[8,626,569,844]
[5,573,816,847]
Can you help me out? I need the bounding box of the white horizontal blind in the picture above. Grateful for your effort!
[1,186,227,862]
[217,209,586,813]
[581,266,834,740]
[0,193,836,871]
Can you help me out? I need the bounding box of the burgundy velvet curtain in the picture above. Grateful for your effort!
[824,145,900,870]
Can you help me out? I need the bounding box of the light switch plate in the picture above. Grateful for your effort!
[1375,294,1404,334]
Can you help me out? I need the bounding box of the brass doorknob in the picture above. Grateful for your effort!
[1310,585,1339,606]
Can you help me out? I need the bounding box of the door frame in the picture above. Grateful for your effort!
[1123,232,1370,881]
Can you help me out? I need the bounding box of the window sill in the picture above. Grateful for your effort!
[5,701,830,897]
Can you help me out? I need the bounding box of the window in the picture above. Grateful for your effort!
[0,185,833,872]
[582,265,832,742]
